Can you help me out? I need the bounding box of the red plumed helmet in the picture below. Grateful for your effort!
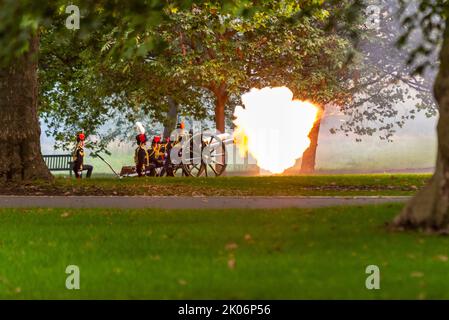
[138,134,147,143]
[77,132,85,142]
[153,136,161,143]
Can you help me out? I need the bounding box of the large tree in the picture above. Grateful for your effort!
[0,0,219,182]
[0,1,55,182]
[160,2,355,134]
[393,1,449,231]
[131,1,357,170]
[145,1,437,174]
[0,33,52,182]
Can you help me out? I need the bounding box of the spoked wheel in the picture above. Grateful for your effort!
[201,135,227,177]
[182,131,227,177]
[180,132,203,177]
[166,144,190,177]
[183,162,206,177]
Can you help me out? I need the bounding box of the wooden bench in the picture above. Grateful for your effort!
[43,154,73,176]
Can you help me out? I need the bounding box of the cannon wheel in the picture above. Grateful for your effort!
[182,132,227,177]
[161,144,189,177]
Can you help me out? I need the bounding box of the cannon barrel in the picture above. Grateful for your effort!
[203,133,234,148]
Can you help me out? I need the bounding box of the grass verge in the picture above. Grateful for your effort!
[0,174,430,196]
[0,203,448,299]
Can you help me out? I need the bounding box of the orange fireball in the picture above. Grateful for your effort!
[233,87,320,174]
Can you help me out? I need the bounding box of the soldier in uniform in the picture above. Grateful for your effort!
[147,136,164,176]
[172,122,186,144]
[72,133,93,178]
[134,133,149,177]
[168,122,191,176]
[149,136,164,162]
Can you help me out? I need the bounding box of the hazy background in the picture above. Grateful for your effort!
[40,100,437,174]
[316,105,436,173]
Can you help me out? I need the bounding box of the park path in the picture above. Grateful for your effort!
[0,196,409,209]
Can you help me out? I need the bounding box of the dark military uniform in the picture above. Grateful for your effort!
[72,143,93,178]
[73,144,84,178]
[148,137,170,176]
[134,144,149,177]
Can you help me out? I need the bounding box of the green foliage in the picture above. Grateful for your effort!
[9,0,426,152]
[397,0,446,74]
[35,1,233,151]
[0,0,226,66]
[39,0,358,151]
[158,0,354,103]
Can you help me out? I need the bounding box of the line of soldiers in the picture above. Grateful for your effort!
[72,122,186,179]
[134,122,186,177]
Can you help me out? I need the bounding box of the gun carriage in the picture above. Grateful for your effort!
[120,131,232,178]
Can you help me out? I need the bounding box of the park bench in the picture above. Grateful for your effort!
[43,154,73,176]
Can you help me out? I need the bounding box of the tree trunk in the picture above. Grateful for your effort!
[393,22,449,231]
[163,96,178,139]
[300,114,322,173]
[213,82,227,133]
[0,34,52,183]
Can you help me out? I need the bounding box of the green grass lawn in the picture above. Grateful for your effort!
[0,203,448,299]
[3,174,430,196]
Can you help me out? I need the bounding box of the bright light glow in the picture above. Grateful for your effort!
[233,87,320,174]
